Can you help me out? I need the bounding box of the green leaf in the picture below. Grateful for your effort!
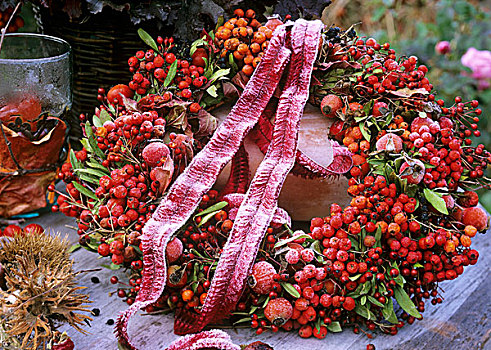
[354,304,376,320]
[87,160,110,174]
[75,168,108,178]
[101,262,122,270]
[85,121,94,138]
[69,149,81,170]
[273,233,310,249]
[99,109,112,124]
[382,298,399,324]
[190,37,207,56]
[262,296,270,308]
[327,321,342,332]
[233,317,252,326]
[361,282,371,295]
[423,188,449,214]
[368,295,385,307]
[363,100,374,116]
[348,235,359,250]
[195,201,228,217]
[93,115,102,128]
[72,182,98,200]
[68,243,81,253]
[206,85,218,98]
[209,68,230,83]
[359,122,371,141]
[374,226,382,248]
[80,139,92,153]
[137,28,159,52]
[361,295,367,305]
[413,262,424,268]
[77,173,100,185]
[215,15,224,30]
[349,274,361,281]
[197,211,218,228]
[280,282,301,298]
[394,285,421,318]
[164,59,178,87]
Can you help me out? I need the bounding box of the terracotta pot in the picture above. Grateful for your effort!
[213,103,351,222]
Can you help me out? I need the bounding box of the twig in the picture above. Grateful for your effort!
[0,2,21,56]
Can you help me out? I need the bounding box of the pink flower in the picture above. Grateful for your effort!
[435,41,451,54]
[461,47,491,90]
[461,47,491,79]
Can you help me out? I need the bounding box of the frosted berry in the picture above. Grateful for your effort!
[264,297,293,326]
[300,249,315,263]
[285,249,300,264]
[248,261,276,295]
[142,142,170,167]
[166,237,183,263]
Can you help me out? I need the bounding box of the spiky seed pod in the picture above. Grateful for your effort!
[0,232,92,350]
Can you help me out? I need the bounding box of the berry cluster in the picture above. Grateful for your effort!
[215,9,283,76]
[53,92,197,280]
[124,35,209,101]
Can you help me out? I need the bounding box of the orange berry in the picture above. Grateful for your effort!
[253,32,266,44]
[234,8,244,17]
[250,19,261,28]
[348,142,359,153]
[181,289,194,302]
[242,64,254,76]
[200,292,207,304]
[252,57,262,68]
[343,136,354,147]
[460,235,471,247]
[237,43,249,55]
[245,9,255,18]
[236,17,248,27]
[232,27,240,37]
[464,225,477,237]
[360,140,370,151]
[261,41,269,51]
[393,114,404,124]
[250,42,261,54]
[219,28,231,40]
[233,50,245,60]
[388,223,400,235]
[444,240,456,253]
[224,21,235,30]
[244,54,254,65]
[238,27,248,37]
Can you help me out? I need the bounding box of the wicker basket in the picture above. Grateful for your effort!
[40,7,171,139]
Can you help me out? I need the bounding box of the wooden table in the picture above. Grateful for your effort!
[34,208,491,350]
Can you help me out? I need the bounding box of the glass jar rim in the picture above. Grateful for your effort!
[0,33,71,63]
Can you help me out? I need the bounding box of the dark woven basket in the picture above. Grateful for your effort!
[40,7,171,139]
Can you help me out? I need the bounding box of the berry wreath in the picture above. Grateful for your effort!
[52,10,489,350]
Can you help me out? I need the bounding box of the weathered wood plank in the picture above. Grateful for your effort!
[34,209,490,350]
